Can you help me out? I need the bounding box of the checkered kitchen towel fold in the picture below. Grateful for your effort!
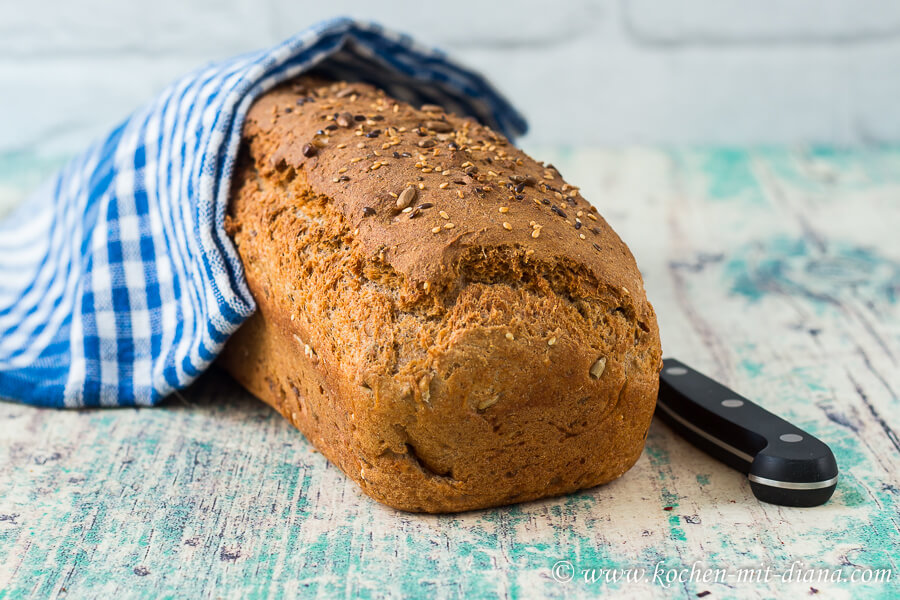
[0,17,526,408]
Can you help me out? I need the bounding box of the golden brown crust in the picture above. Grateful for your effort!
[220,77,662,512]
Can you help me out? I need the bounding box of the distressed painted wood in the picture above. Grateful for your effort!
[1,147,898,599]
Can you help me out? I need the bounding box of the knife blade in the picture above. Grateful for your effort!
[656,358,839,507]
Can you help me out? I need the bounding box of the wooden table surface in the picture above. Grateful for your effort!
[1,147,898,599]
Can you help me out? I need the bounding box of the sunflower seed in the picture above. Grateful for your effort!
[396,186,417,210]
[336,112,353,128]
[425,120,453,133]
[590,357,607,379]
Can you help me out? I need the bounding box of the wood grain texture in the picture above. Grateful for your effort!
[1,147,898,599]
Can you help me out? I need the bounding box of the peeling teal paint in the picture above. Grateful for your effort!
[723,236,900,306]
[674,148,767,205]
[739,359,764,378]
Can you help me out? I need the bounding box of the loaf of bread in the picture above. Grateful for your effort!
[220,77,662,513]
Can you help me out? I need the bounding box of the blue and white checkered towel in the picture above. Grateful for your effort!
[0,18,526,408]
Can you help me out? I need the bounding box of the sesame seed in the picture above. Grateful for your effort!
[338,167,348,174]
[548,337,557,346]
[456,190,464,198]
[439,182,449,189]
[499,206,509,213]
[589,214,598,221]
[431,226,442,234]
[336,143,347,149]
[505,332,515,341]
[439,211,449,219]
[579,234,586,240]
[444,222,455,229]
[531,229,541,238]
[503,222,513,230]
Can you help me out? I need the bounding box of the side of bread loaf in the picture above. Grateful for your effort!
[220,77,662,512]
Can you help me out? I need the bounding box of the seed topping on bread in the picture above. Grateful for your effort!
[242,77,651,314]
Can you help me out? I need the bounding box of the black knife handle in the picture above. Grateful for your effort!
[656,358,838,507]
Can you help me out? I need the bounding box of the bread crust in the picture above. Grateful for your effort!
[221,77,662,512]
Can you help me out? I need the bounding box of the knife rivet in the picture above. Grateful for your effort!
[721,399,744,408]
[665,366,688,376]
[780,433,803,443]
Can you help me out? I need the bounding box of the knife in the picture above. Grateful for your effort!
[655,358,839,507]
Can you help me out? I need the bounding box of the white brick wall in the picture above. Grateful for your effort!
[2,0,900,156]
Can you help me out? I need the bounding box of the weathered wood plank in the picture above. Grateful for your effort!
[1,147,897,599]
